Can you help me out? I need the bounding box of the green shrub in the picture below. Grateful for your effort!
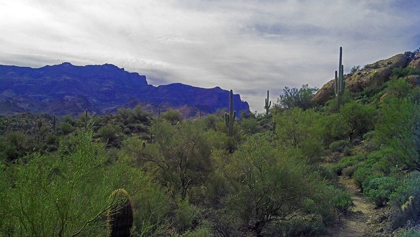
[0,132,110,236]
[353,167,372,191]
[278,84,318,110]
[364,176,398,207]
[161,109,183,124]
[329,140,349,152]
[333,155,366,175]
[329,186,353,213]
[59,121,74,135]
[0,131,33,162]
[340,101,376,141]
[389,173,420,228]
[174,198,197,233]
[398,229,420,237]
[98,124,121,143]
[392,67,420,78]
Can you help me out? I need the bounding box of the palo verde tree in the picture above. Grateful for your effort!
[137,121,212,200]
[279,84,318,110]
[0,132,112,237]
[375,79,420,171]
[223,135,336,235]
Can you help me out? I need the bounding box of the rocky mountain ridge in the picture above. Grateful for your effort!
[0,63,249,117]
[312,52,420,105]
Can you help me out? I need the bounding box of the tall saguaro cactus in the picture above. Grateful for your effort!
[84,109,88,130]
[224,90,236,137]
[53,115,56,131]
[335,47,345,109]
[264,90,271,115]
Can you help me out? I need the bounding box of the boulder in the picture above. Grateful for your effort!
[311,79,335,106]
[346,54,407,92]
[408,55,420,69]
[405,75,420,86]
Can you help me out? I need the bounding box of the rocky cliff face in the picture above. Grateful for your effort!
[0,63,249,117]
[312,53,411,105]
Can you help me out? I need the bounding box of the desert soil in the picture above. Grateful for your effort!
[325,176,392,237]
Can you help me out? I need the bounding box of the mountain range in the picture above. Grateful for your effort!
[0,62,249,117]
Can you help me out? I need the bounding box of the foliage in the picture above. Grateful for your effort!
[398,229,420,237]
[222,135,340,235]
[161,109,183,125]
[389,172,420,228]
[117,106,152,126]
[392,67,420,78]
[274,108,324,162]
[98,124,121,144]
[59,121,74,135]
[350,65,361,74]
[340,101,376,140]
[329,139,349,152]
[375,95,420,171]
[278,84,318,110]
[130,121,212,200]
[0,131,34,162]
[364,176,399,207]
[0,132,111,236]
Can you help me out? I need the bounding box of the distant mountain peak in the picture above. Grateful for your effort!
[0,62,250,117]
[61,62,73,66]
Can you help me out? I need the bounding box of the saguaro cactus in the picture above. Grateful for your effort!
[335,47,345,109]
[224,90,236,137]
[107,189,134,237]
[264,90,271,115]
[84,109,88,130]
[158,105,161,119]
[53,115,56,131]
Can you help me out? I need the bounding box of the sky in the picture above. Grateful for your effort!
[0,0,419,112]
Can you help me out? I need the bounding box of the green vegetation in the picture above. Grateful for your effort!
[2,53,420,236]
[278,84,318,110]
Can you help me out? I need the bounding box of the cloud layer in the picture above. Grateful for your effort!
[1,0,419,112]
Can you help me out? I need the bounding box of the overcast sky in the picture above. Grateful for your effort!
[0,0,419,112]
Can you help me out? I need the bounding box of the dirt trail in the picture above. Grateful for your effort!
[326,176,376,237]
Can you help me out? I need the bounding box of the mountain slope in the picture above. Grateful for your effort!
[0,63,249,117]
[312,53,419,105]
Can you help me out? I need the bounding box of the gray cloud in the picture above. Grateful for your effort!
[0,0,419,112]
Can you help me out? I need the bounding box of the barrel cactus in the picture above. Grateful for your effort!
[107,189,134,237]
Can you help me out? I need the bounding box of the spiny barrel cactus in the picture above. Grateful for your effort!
[335,47,345,109]
[224,90,236,137]
[107,189,134,237]
[264,90,271,115]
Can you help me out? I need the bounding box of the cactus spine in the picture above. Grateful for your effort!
[335,47,345,109]
[264,90,271,115]
[107,189,134,237]
[224,90,236,137]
